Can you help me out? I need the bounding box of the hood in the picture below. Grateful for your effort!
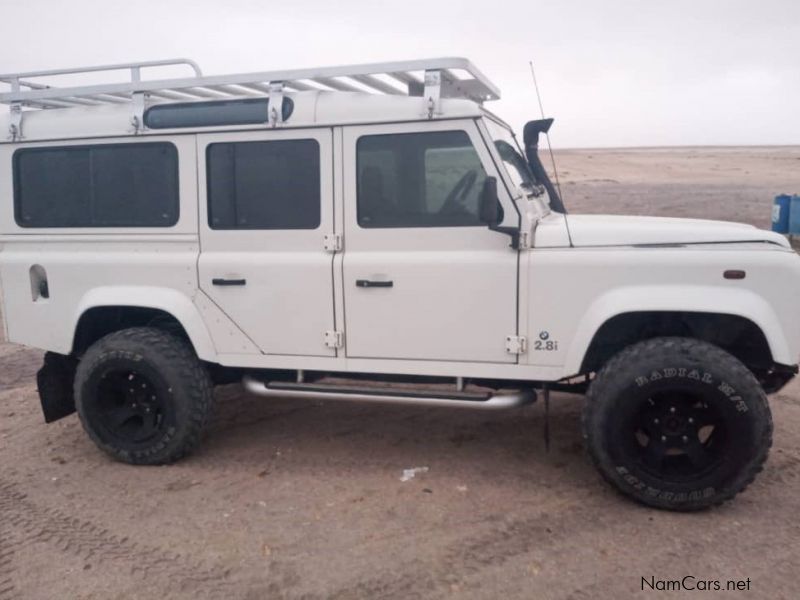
[565,214,790,248]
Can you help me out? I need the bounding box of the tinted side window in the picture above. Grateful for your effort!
[207,139,320,230]
[13,143,179,228]
[144,98,294,129]
[357,131,487,228]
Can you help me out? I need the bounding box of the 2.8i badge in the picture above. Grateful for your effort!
[534,331,558,351]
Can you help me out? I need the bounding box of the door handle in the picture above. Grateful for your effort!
[356,279,393,288]
[212,278,246,286]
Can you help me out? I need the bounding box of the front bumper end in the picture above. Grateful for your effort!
[761,362,799,394]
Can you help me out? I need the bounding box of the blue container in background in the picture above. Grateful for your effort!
[773,194,791,233]
[789,195,800,234]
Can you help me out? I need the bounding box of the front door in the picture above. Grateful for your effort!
[341,120,519,363]
[198,128,336,356]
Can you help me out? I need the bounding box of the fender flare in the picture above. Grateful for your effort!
[563,284,791,374]
[73,286,217,361]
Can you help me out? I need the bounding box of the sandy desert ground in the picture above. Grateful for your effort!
[2,146,800,600]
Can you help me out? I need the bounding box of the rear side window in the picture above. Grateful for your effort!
[206,139,320,230]
[357,130,487,228]
[13,143,179,228]
[144,98,294,129]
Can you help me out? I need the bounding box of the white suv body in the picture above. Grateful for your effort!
[0,58,797,510]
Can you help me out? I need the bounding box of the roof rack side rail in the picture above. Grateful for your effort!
[0,58,202,93]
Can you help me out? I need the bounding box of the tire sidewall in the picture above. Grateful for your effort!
[75,329,210,464]
[585,339,772,510]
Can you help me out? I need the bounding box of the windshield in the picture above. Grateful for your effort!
[484,118,538,194]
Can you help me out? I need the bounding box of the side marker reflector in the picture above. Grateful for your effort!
[724,270,746,280]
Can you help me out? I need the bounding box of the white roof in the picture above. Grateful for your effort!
[0,57,500,142]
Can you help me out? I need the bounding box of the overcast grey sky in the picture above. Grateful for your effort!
[1,0,797,148]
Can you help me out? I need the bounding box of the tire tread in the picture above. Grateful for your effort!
[582,336,772,510]
[74,327,213,465]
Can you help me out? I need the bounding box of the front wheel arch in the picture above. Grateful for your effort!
[579,311,773,377]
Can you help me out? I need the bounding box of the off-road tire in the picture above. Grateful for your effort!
[583,337,772,511]
[74,327,214,465]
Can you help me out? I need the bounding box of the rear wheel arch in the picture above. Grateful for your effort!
[73,306,200,357]
[70,287,218,361]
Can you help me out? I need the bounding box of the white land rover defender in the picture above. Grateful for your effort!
[1,58,798,511]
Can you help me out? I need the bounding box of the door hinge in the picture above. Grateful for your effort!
[324,233,342,252]
[324,330,344,349]
[505,335,527,354]
[518,231,531,250]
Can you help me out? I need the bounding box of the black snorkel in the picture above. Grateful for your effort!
[522,118,566,213]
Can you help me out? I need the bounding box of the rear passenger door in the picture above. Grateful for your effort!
[197,129,336,357]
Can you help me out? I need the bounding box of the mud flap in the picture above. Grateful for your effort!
[36,352,78,423]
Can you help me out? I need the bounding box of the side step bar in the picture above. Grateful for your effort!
[242,377,536,411]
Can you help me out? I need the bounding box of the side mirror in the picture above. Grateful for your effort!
[479,176,501,226]
[479,176,521,249]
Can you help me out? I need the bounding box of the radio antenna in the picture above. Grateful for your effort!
[529,60,563,201]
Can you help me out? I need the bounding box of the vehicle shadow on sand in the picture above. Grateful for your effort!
[195,383,600,493]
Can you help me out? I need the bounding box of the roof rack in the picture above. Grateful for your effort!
[0,59,202,106]
[0,57,500,137]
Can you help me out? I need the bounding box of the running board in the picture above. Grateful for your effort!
[242,377,536,410]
